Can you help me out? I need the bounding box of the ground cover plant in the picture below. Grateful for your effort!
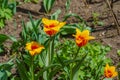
[0,0,120,80]
[0,0,17,28]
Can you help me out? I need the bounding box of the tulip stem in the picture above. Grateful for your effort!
[45,36,54,80]
[70,47,80,80]
[74,47,80,59]
[31,56,34,80]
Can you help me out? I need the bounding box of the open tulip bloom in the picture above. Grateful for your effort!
[73,28,95,47]
[25,41,44,56]
[104,64,118,78]
[42,18,66,36]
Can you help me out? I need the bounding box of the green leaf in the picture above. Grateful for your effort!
[8,1,17,14]
[36,64,61,80]
[0,45,4,53]
[16,59,29,80]
[48,0,55,13]
[29,13,39,40]
[63,13,85,23]
[71,53,88,80]
[0,34,9,44]
[50,9,61,20]
[65,0,71,12]
[61,24,76,35]
[21,20,27,40]
[0,70,8,80]
[43,0,55,13]
[8,36,17,42]
[2,0,8,8]
[98,21,104,26]
[73,70,79,80]
[103,78,112,80]
[0,59,14,79]
[117,50,120,56]
[0,19,5,28]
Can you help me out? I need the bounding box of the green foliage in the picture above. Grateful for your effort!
[0,69,7,80]
[43,0,55,13]
[55,39,111,80]
[0,34,17,54]
[0,34,9,44]
[0,44,4,53]
[0,59,14,80]
[0,0,16,28]
[21,14,45,42]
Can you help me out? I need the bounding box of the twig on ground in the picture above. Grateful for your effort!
[105,0,120,35]
[82,0,89,8]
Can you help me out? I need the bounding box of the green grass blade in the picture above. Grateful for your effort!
[29,13,38,40]
[2,0,8,8]
[0,70,8,80]
[0,34,9,44]
[43,0,55,13]
[71,53,88,80]
[51,9,61,20]
[36,64,61,80]
[21,20,27,41]
[63,13,85,24]
[16,59,29,80]
[48,0,55,12]
[65,0,71,12]
[43,0,48,13]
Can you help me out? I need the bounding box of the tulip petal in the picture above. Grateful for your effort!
[76,28,81,35]
[42,18,59,26]
[81,30,89,36]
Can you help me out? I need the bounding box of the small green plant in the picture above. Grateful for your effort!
[43,0,55,13]
[65,0,71,12]
[92,12,104,27]
[0,60,14,80]
[0,0,16,28]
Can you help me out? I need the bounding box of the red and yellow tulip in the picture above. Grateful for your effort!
[104,64,118,78]
[25,41,44,56]
[42,18,66,36]
[73,28,95,47]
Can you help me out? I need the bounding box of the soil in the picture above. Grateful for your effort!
[0,0,120,79]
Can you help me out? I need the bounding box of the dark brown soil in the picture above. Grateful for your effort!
[0,0,120,79]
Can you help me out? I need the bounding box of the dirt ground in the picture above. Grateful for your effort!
[0,0,120,79]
